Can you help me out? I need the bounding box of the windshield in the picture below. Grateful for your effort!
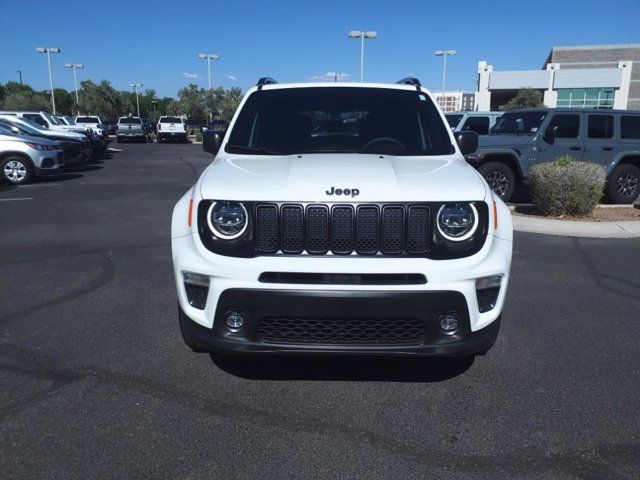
[76,116,99,123]
[160,117,183,123]
[44,112,61,125]
[226,87,453,156]
[1,117,46,134]
[119,117,142,125]
[445,114,464,128]
[490,111,547,134]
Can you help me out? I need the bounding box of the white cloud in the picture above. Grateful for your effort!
[182,72,201,79]
[310,72,351,82]
[228,75,237,81]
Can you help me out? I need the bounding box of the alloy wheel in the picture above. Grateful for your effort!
[486,170,509,197]
[4,160,27,183]
[617,172,638,198]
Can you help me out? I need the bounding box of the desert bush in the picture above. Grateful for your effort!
[530,156,605,216]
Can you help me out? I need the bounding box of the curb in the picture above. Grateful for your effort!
[511,213,640,238]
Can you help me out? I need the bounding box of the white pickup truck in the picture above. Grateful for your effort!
[157,116,188,143]
[0,111,91,136]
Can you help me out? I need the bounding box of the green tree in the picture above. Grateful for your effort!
[78,80,133,120]
[2,89,50,111]
[212,87,243,123]
[500,88,545,111]
[175,84,206,122]
[52,88,76,116]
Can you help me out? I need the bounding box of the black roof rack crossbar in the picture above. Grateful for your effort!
[257,77,278,86]
[396,77,421,87]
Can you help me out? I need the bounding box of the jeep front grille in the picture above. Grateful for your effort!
[255,203,430,256]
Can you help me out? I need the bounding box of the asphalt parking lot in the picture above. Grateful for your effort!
[1,143,639,479]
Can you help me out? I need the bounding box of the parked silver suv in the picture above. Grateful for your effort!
[466,108,640,203]
[0,128,64,184]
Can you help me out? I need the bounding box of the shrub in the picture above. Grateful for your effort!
[194,131,202,142]
[530,156,605,217]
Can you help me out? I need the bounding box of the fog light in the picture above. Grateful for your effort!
[183,272,209,310]
[438,313,460,335]
[225,311,245,332]
[476,275,502,313]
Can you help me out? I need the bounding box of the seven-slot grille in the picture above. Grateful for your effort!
[255,203,430,256]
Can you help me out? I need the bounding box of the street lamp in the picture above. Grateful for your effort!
[36,47,60,114]
[130,83,143,117]
[434,49,456,99]
[197,53,220,90]
[347,31,377,82]
[65,63,84,105]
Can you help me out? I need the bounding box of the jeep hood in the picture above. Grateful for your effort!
[478,134,534,150]
[198,154,486,202]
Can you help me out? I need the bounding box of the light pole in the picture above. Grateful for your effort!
[348,31,377,82]
[130,83,143,117]
[197,53,220,90]
[198,53,220,123]
[36,47,60,114]
[434,49,456,99]
[65,63,84,105]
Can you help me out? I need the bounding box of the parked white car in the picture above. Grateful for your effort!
[171,78,513,357]
[157,116,187,143]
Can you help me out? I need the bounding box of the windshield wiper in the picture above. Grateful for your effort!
[225,144,282,155]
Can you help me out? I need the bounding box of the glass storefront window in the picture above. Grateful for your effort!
[556,88,615,109]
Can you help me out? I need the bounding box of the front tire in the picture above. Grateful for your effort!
[607,164,640,204]
[478,162,516,202]
[1,156,33,185]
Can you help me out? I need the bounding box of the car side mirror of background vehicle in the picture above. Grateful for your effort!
[455,131,478,155]
[203,130,224,155]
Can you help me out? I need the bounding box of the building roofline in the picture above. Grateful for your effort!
[552,43,640,51]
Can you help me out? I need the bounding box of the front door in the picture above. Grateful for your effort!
[538,113,584,164]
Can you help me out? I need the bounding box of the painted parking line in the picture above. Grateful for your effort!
[0,183,61,189]
[0,197,34,201]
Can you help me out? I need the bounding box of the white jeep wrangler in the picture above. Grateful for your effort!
[171,78,513,357]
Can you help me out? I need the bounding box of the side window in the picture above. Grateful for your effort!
[547,114,579,138]
[588,115,613,139]
[621,116,640,139]
[24,114,48,128]
[461,116,489,135]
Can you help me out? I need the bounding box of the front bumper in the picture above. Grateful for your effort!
[179,289,501,356]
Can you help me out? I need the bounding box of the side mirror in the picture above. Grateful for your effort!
[455,131,478,155]
[203,130,224,155]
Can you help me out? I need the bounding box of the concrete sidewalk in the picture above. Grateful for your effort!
[512,215,640,238]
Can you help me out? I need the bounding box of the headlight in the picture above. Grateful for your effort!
[207,201,248,239]
[25,142,53,151]
[437,203,479,241]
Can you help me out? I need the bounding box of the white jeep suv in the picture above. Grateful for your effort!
[171,78,513,357]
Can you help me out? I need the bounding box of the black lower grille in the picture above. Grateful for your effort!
[257,317,427,345]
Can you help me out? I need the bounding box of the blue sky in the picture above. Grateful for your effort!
[1,0,638,97]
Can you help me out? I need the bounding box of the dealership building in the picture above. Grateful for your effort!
[476,44,639,111]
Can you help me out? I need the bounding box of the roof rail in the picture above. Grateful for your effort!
[396,77,421,86]
[257,77,278,86]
